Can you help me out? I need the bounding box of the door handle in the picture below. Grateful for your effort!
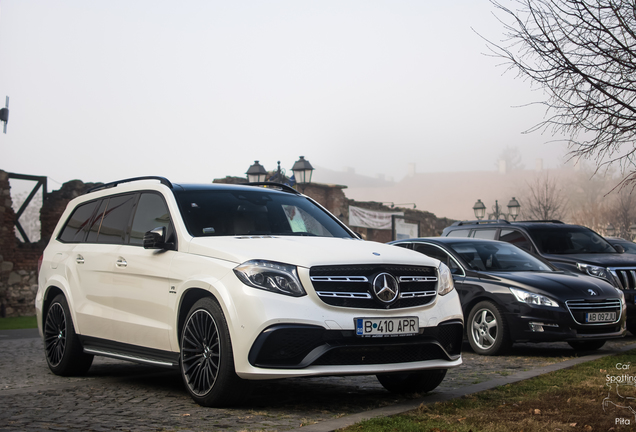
[116,257,128,268]
[76,255,85,264]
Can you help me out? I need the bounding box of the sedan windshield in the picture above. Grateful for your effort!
[448,241,553,272]
[527,226,616,254]
[175,189,353,238]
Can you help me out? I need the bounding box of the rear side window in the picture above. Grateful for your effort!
[500,229,532,252]
[446,229,470,238]
[96,194,137,244]
[129,193,173,246]
[58,200,101,243]
[472,229,497,240]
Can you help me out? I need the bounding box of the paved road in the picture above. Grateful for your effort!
[1,329,634,432]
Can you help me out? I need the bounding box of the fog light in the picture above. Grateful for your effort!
[529,322,558,332]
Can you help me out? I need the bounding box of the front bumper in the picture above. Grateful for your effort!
[505,301,626,343]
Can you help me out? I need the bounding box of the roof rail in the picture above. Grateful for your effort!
[452,219,511,226]
[518,220,564,224]
[245,182,301,195]
[87,176,173,193]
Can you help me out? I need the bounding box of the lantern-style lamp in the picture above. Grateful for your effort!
[507,197,521,221]
[246,161,268,183]
[291,156,314,184]
[473,199,486,220]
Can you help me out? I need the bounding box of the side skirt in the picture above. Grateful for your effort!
[78,336,180,369]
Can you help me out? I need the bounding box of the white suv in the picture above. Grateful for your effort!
[36,177,463,406]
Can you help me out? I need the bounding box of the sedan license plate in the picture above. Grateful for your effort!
[355,317,418,337]
[585,312,616,323]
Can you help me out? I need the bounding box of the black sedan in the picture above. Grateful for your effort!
[606,237,636,254]
[390,237,627,355]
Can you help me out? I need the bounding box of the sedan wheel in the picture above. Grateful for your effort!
[467,301,511,356]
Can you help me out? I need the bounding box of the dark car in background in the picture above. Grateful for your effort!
[442,220,636,335]
[606,237,636,254]
[390,237,626,355]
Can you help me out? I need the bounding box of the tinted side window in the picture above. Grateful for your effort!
[500,229,532,252]
[472,229,497,240]
[413,243,462,274]
[96,194,137,244]
[58,200,100,243]
[446,229,470,238]
[129,193,173,246]
[86,199,108,243]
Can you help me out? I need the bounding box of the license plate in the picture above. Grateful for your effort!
[355,317,418,337]
[586,312,616,323]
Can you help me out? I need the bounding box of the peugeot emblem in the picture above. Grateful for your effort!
[372,273,399,303]
[588,289,597,296]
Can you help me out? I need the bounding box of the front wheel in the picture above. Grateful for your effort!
[180,297,248,407]
[467,301,511,356]
[377,369,447,394]
[43,294,93,376]
[567,340,606,351]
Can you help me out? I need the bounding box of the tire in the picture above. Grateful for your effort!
[467,301,512,356]
[627,323,636,337]
[180,297,249,407]
[43,294,93,376]
[567,340,606,351]
[376,369,447,394]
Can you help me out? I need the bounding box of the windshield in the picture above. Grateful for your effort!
[175,189,353,238]
[528,226,616,254]
[447,241,553,272]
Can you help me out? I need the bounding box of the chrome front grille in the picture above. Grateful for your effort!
[565,299,622,325]
[609,267,636,290]
[310,264,438,309]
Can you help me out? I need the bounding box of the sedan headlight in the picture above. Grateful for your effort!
[234,260,306,297]
[510,287,559,307]
[437,262,455,296]
[577,263,610,280]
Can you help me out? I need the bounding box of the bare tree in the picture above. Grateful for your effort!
[487,0,636,184]
[497,145,525,171]
[522,172,567,220]
[604,187,636,237]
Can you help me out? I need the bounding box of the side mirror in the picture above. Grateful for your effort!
[143,227,167,250]
[614,244,626,253]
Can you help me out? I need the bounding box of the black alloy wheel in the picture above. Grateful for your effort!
[376,369,447,394]
[180,297,248,407]
[43,294,93,376]
[467,301,512,356]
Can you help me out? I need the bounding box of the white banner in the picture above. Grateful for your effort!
[349,206,404,230]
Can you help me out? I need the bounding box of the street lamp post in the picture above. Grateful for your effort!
[246,156,314,192]
[472,197,521,221]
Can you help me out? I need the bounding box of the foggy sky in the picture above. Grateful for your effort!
[0,0,568,191]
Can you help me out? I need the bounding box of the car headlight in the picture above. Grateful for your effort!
[510,287,559,307]
[437,262,455,296]
[234,260,306,297]
[577,263,610,280]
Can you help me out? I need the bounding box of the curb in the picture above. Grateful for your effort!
[287,342,636,432]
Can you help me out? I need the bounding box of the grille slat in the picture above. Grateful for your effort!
[310,264,438,309]
[609,267,636,290]
[565,299,622,325]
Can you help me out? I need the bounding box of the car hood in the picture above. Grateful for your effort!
[542,252,636,268]
[480,271,619,299]
[186,236,439,268]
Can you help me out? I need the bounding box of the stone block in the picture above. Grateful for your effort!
[7,272,22,285]
[1,261,13,272]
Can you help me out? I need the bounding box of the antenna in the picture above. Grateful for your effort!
[0,96,8,134]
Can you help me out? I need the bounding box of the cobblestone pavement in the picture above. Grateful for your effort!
[1,333,635,432]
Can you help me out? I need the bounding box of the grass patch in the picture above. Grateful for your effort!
[0,315,37,330]
[341,349,636,431]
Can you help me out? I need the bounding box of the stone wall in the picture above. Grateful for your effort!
[0,171,100,317]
